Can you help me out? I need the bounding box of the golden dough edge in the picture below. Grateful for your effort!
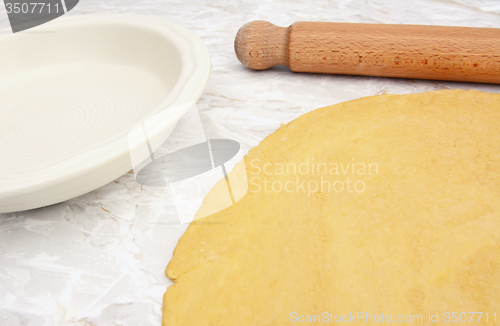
[161,92,408,326]
[164,92,401,277]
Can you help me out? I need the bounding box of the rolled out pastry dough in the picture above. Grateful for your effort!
[163,89,500,325]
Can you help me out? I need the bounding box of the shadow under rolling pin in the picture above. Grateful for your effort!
[234,20,500,84]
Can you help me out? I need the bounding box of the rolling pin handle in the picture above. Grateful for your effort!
[234,20,289,70]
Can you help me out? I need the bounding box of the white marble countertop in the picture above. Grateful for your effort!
[1,0,500,325]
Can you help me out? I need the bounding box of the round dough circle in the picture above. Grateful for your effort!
[163,89,500,325]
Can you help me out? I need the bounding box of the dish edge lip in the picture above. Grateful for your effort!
[0,13,211,211]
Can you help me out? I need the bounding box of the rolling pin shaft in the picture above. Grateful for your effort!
[234,21,500,84]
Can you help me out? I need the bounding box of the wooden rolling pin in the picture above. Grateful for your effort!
[234,21,500,84]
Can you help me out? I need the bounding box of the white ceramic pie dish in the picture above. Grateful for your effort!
[0,14,211,213]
